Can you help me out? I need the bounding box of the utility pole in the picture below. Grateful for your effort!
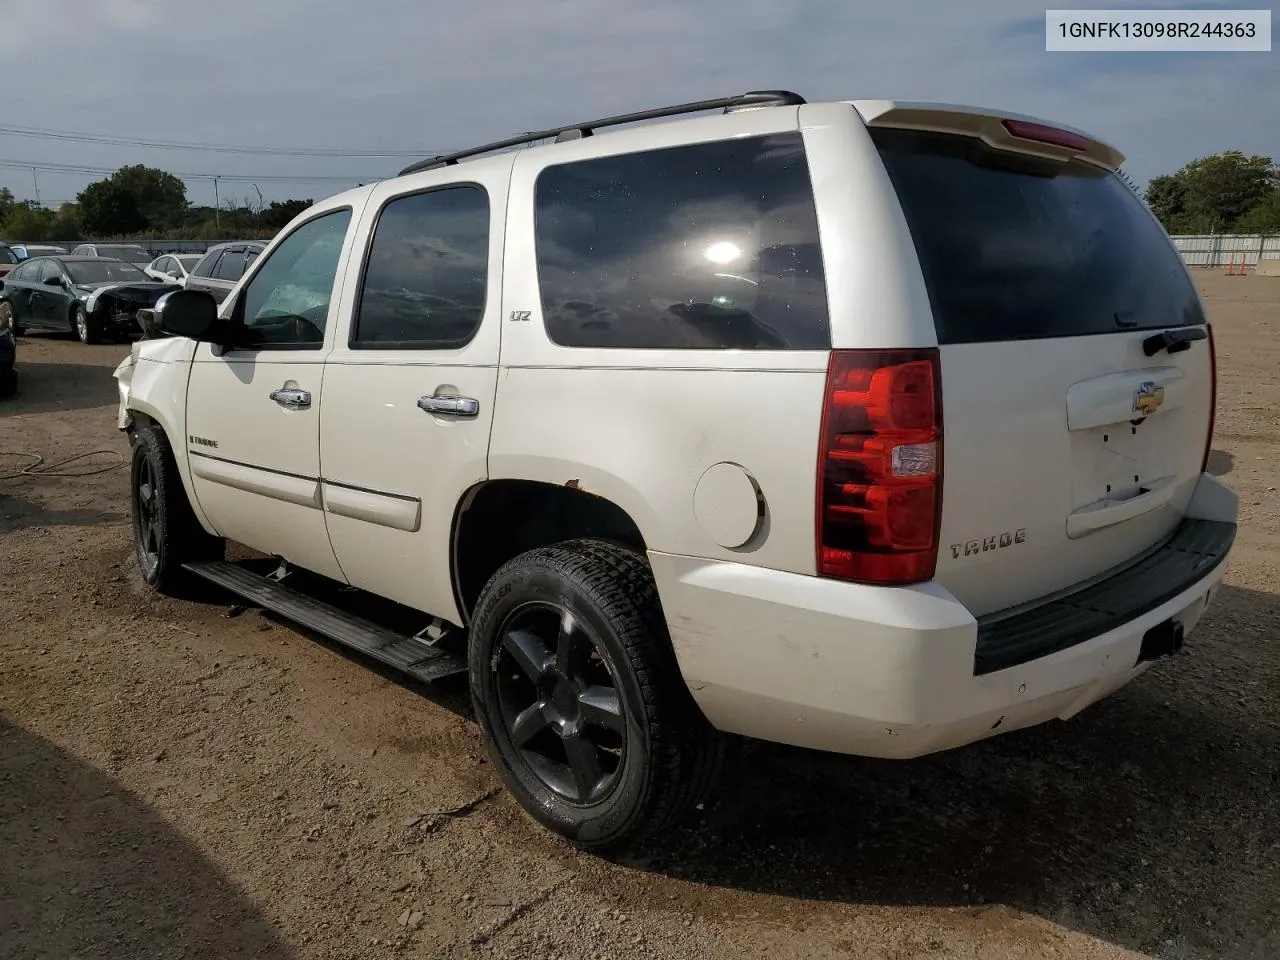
[213,176,221,230]
[31,167,40,206]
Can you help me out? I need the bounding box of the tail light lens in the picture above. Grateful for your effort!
[817,349,943,585]
[1202,323,1217,472]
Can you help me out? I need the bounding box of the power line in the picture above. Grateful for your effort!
[0,122,431,158]
[0,157,382,183]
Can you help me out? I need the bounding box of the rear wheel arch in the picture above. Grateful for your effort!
[451,479,649,624]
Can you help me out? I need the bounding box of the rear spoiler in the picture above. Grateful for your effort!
[851,100,1125,171]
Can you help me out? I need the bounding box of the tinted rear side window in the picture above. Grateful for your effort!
[213,251,246,282]
[534,133,830,350]
[192,252,218,278]
[872,128,1204,344]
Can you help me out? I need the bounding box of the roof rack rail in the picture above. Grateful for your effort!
[397,90,805,176]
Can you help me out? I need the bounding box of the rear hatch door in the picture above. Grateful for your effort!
[869,119,1213,617]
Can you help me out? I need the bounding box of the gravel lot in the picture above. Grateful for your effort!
[1,271,1277,960]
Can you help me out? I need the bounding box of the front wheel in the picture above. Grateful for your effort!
[469,540,723,853]
[72,304,99,344]
[131,425,224,593]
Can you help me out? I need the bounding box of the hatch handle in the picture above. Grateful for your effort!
[1143,326,1207,357]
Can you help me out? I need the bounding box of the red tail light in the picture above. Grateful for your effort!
[1202,323,1217,472]
[816,349,943,585]
[1001,118,1091,152]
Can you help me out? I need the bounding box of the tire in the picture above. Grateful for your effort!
[469,539,724,853]
[130,425,224,594]
[72,304,99,344]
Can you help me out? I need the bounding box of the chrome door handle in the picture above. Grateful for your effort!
[270,387,311,409]
[417,395,479,417]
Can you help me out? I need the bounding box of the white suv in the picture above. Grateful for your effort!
[114,91,1237,851]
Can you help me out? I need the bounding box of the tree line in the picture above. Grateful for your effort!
[0,164,314,243]
[3,152,1278,244]
[1144,151,1279,235]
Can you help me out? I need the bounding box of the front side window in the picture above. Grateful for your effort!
[0,246,17,265]
[534,133,830,350]
[353,186,489,349]
[235,209,352,348]
[39,260,63,283]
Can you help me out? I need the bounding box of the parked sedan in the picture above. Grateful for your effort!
[0,244,18,279]
[11,244,69,261]
[145,253,203,284]
[185,241,265,302]
[0,256,181,343]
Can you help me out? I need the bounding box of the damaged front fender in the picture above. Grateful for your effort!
[113,351,136,431]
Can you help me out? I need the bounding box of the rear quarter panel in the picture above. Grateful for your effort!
[491,108,833,574]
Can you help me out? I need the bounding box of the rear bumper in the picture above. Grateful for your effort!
[651,473,1237,759]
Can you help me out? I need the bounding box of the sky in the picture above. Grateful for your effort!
[0,0,1275,209]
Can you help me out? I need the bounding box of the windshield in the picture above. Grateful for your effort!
[66,260,149,284]
[872,127,1204,343]
[0,246,17,265]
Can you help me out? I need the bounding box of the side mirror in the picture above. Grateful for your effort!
[155,288,222,342]
[43,275,63,287]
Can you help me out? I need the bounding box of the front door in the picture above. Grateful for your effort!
[184,205,364,582]
[319,163,511,624]
[33,259,70,328]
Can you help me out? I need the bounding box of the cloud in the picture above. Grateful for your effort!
[0,0,1275,207]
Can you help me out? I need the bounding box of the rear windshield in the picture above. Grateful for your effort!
[872,128,1204,344]
[66,260,148,284]
[100,246,151,262]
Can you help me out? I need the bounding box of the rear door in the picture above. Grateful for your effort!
[3,260,39,327]
[319,160,510,624]
[869,123,1213,617]
[186,249,221,297]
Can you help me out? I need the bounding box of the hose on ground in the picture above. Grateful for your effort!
[0,450,127,481]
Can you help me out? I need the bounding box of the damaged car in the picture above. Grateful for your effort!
[0,256,181,343]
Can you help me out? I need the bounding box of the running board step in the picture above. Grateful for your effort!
[182,560,468,683]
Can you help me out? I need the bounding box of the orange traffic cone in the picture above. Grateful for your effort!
[1226,254,1248,277]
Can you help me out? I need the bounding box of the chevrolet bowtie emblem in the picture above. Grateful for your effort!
[1132,381,1165,416]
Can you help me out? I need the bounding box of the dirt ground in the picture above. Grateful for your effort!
[1,271,1277,960]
